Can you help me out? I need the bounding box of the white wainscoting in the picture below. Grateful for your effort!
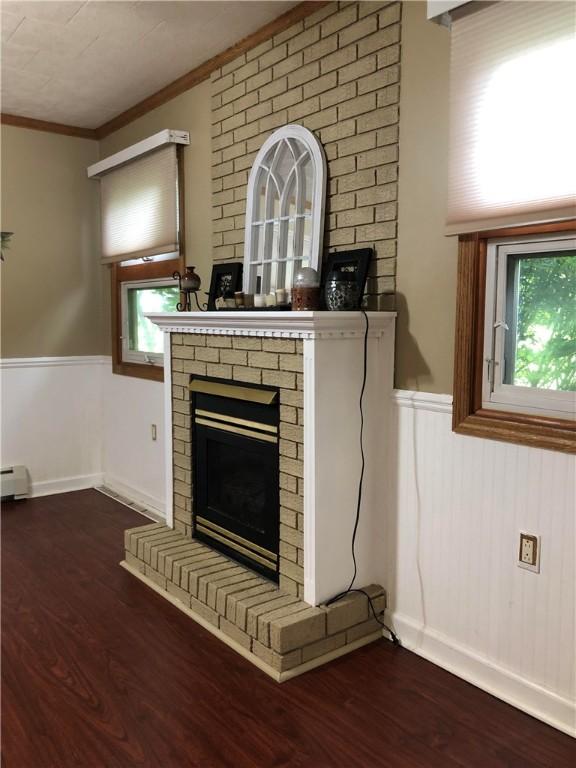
[101,367,166,517]
[0,357,167,515]
[387,391,575,736]
[0,357,106,496]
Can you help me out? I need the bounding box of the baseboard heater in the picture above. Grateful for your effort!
[1,466,30,500]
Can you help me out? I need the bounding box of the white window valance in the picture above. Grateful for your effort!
[447,1,576,234]
[243,124,327,294]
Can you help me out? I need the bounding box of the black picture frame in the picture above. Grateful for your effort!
[207,262,243,311]
[321,248,373,307]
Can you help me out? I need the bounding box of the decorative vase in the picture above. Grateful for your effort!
[292,267,320,311]
[180,266,201,292]
[324,268,360,311]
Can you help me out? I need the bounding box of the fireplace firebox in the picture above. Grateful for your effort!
[190,377,280,581]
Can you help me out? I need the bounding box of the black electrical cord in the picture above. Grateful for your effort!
[325,310,400,647]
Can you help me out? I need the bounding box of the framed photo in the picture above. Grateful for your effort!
[321,248,373,306]
[207,262,243,310]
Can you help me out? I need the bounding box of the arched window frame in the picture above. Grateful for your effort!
[243,124,327,295]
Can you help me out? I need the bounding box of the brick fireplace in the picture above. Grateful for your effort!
[122,310,395,679]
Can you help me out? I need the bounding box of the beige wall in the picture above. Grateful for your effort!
[99,81,213,312]
[395,1,458,394]
[1,126,104,357]
[2,4,458,392]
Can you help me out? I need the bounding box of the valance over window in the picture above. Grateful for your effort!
[447,1,576,234]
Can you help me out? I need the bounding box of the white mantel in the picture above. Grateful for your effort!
[145,310,395,338]
[148,310,396,606]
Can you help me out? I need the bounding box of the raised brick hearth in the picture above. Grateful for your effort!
[123,522,385,680]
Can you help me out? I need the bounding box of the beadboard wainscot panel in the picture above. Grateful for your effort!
[387,390,576,736]
[0,357,106,495]
[101,366,166,517]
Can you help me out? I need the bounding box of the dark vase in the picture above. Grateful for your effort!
[324,269,360,310]
[181,266,202,291]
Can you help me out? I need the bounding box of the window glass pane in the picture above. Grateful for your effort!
[284,171,297,219]
[251,223,264,263]
[274,140,294,186]
[271,219,280,261]
[504,252,576,390]
[301,216,312,267]
[302,154,314,215]
[127,286,179,353]
[286,218,295,261]
[254,167,268,221]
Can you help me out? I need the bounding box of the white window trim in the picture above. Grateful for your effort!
[243,124,327,294]
[120,278,177,366]
[483,232,576,419]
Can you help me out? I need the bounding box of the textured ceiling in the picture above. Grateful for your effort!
[0,0,298,128]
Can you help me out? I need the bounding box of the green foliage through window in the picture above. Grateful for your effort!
[127,285,179,354]
[505,252,576,391]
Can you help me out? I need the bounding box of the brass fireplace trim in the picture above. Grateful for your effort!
[190,379,277,405]
[195,408,278,434]
[195,417,278,443]
[197,516,278,562]
[196,520,277,569]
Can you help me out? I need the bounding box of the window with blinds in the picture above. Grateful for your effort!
[100,144,179,264]
[447,1,576,234]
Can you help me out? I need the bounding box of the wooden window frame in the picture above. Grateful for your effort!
[110,256,184,382]
[110,149,185,382]
[453,220,576,454]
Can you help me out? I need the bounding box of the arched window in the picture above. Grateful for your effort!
[243,125,327,295]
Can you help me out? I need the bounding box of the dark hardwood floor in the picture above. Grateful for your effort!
[2,491,574,768]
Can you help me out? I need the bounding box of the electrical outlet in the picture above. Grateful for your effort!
[518,532,540,573]
[151,424,157,441]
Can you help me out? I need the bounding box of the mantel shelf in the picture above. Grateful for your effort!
[145,310,396,339]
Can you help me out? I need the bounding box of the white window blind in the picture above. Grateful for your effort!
[447,1,576,234]
[100,145,179,264]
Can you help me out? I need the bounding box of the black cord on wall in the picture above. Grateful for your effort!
[325,310,400,647]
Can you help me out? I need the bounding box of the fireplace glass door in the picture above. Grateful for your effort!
[191,377,279,581]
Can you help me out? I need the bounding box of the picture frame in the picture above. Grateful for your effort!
[207,262,243,311]
[321,248,373,307]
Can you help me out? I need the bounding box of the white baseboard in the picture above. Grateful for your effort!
[388,611,575,738]
[31,473,105,498]
[102,475,165,521]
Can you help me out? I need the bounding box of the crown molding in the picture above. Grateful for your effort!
[95,1,329,139]
[0,113,97,140]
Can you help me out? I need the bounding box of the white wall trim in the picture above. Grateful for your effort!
[31,473,105,498]
[163,336,173,527]
[392,388,453,413]
[0,355,111,369]
[102,475,165,520]
[388,611,576,737]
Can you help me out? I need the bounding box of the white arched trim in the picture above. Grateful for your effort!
[243,124,327,295]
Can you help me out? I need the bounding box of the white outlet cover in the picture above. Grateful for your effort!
[518,532,541,573]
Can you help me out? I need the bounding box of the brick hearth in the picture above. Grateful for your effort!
[123,522,385,680]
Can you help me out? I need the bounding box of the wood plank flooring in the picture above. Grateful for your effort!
[2,490,574,768]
